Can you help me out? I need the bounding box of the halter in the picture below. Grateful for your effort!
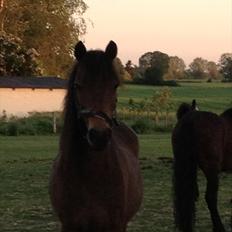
[77,106,117,128]
[74,96,119,129]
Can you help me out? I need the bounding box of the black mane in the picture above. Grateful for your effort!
[221,107,232,119]
[176,103,192,121]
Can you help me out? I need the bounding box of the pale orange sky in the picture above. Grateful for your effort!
[83,0,232,66]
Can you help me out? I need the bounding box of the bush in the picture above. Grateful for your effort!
[6,121,19,136]
[130,118,174,134]
[153,123,174,132]
[0,122,8,135]
[131,118,155,134]
[0,113,63,136]
[18,121,36,135]
[33,117,53,135]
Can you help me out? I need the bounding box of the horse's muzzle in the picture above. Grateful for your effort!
[87,128,112,150]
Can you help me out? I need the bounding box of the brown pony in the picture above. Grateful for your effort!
[50,41,143,232]
[172,100,232,232]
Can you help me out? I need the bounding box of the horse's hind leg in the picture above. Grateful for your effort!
[205,173,225,232]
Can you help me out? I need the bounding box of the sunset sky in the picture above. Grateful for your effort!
[83,0,232,66]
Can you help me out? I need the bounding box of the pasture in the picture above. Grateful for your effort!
[0,82,232,231]
[0,135,231,232]
[118,82,232,113]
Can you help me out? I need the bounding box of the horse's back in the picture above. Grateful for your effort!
[173,111,224,173]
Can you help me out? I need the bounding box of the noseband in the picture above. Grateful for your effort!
[77,106,116,128]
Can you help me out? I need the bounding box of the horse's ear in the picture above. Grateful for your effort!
[191,99,197,110]
[105,41,117,60]
[74,41,87,60]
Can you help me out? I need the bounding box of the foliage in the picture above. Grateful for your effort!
[139,52,153,69]
[0,32,42,76]
[189,57,208,79]
[144,51,170,84]
[1,0,88,77]
[164,56,186,80]
[0,113,63,136]
[149,88,174,124]
[115,57,128,82]
[207,61,220,80]
[125,60,137,80]
[136,51,184,85]
[131,118,155,134]
[219,53,232,81]
[119,87,175,129]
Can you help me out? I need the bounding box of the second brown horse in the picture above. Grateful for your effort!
[172,100,232,232]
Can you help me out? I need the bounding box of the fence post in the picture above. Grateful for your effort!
[52,112,57,134]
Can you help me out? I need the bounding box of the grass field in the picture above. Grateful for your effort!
[0,82,232,231]
[118,82,232,113]
[0,135,231,232]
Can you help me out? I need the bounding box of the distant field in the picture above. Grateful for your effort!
[118,82,232,113]
[0,135,231,232]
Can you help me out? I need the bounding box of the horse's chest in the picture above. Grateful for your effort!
[64,159,124,206]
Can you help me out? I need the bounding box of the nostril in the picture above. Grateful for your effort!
[88,129,99,142]
[87,128,112,149]
[88,128,111,140]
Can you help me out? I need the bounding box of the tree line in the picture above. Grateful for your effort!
[0,1,231,82]
[124,52,232,85]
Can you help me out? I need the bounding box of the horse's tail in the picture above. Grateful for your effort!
[173,142,198,232]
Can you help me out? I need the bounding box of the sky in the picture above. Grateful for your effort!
[83,0,232,66]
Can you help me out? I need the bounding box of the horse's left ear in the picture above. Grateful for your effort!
[105,41,117,60]
[74,41,87,60]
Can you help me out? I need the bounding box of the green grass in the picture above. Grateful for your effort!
[0,135,231,231]
[118,82,232,113]
[1,80,232,231]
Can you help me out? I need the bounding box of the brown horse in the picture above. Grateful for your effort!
[172,100,232,232]
[50,41,143,232]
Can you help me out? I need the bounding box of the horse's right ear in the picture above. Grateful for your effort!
[74,41,87,60]
[191,99,198,110]
[105,41,117,60]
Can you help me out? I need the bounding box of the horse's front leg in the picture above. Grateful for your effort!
[205,173,225,232]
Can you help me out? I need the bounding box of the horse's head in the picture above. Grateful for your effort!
[70,41,120,150]
[176,99,199,121]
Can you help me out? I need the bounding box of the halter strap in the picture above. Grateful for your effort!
[79,108,113,127]
[75,104,118,128]
[73,86,119,128]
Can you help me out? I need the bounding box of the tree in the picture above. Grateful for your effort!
[2,0,88,77]
[0,32,42,76]
[206,61,220,80]
[139,52,153,69]
[144,51,170,85]
[0,0,6,31]
[164,56,186,80]
[189,57,208,79]
[219,53,232,81]
[125,60,137,80]
[115,57,130,82]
